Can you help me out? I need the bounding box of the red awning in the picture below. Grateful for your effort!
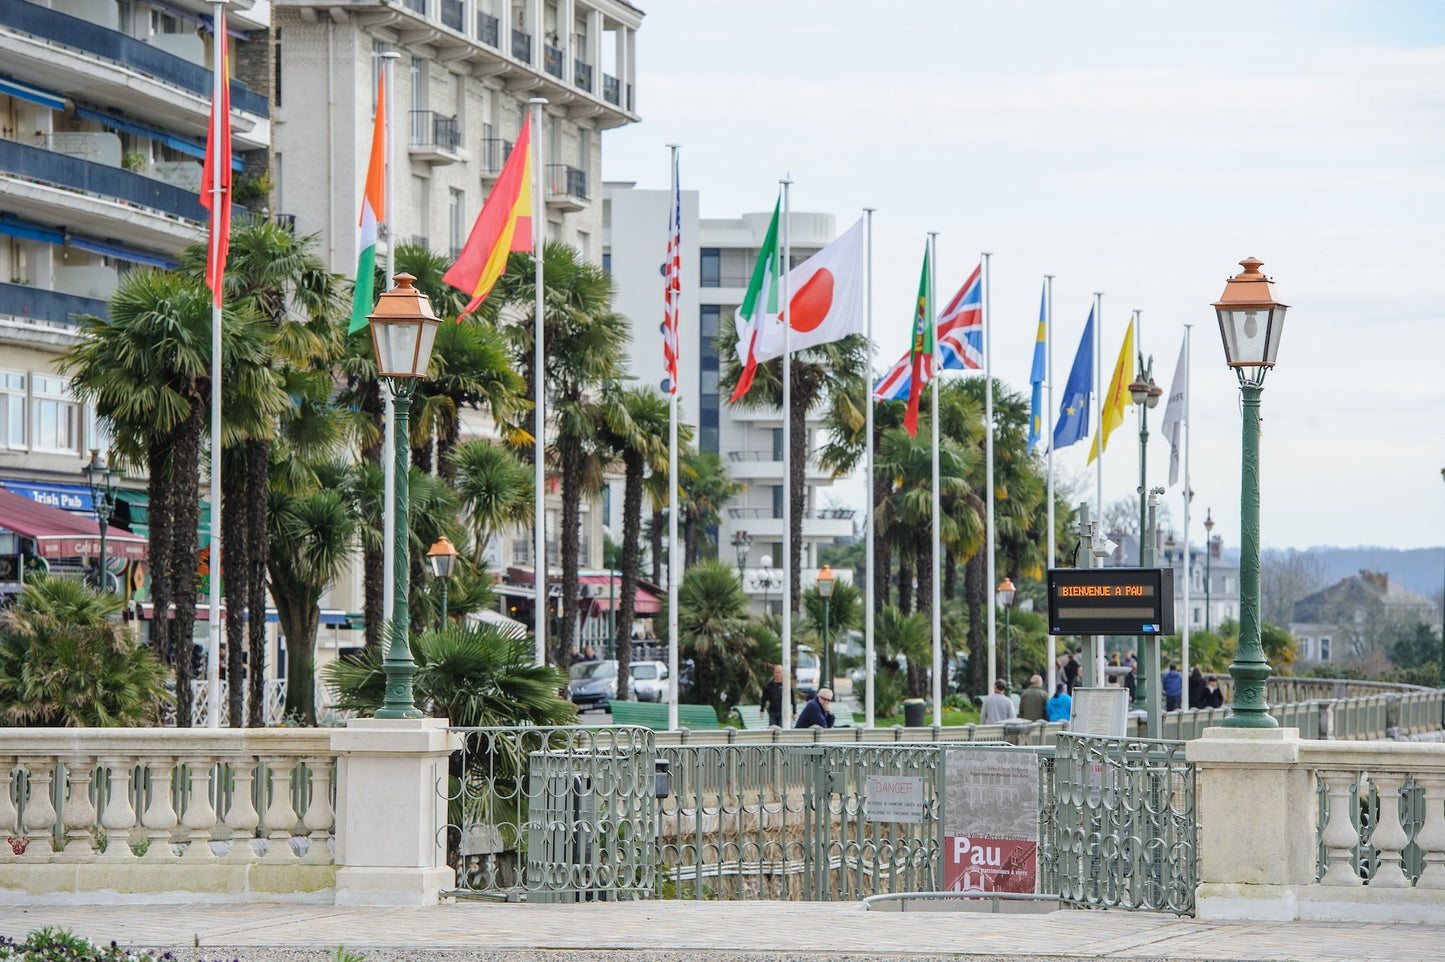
[588,585,661,616]
[0,486,148,560]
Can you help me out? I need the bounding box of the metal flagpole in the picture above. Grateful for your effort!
[1181,324,1192,706]
[928,232,941,723]
[1092,290,1105,688]
[531,97,547,665]
[667,144,680,731]
[984,252,996,695]
[1044,274,1056,696]
[780,175,793,727]
[863,207,876,728]
[381,51,398,634]
[1134,308,1145,564]
[206,0,226,728]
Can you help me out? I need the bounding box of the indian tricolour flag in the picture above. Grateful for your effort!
[349,72,388,334]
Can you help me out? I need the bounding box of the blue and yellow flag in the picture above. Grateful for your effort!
[1053,307,1094,449]
[1026,283,1046,455]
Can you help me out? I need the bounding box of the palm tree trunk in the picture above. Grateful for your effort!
[274,593,319,724]
[222,447,248,727]
[897,547,914,617]
[555,442,582,668]
[684,513,697,567]
[170,402,206,728]
[788,373,808,613]
[915,526,933,630]
[650,509,663,586]
[965,548,987,698]
[943,549,958,602]
[614,454,644,700]
[245,438,270,726]
[872,464,891,616]
[145,439,175,664]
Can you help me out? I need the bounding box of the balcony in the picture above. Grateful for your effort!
[603,74,620,106]
[0,282,107,326]
[440,0,464,31]
[479,138,513,177]
[574,60,593,93]
[408,111,462,164]
[0,1,267,118]
[0,138,204,224]
[512,28,532,63]
[543,44,564,79]
[477,11,500,47]
[545,164,587,210]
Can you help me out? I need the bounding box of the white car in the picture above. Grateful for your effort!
[629,660,670,703]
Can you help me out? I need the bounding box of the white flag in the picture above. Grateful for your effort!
[751,218,864,362]
[1159,338,1188,486]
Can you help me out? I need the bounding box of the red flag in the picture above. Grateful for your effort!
[200,12,231,307]
[443,116,533,318]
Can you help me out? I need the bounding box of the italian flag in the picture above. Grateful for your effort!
[727,198,781,402]
[348,73,387,334]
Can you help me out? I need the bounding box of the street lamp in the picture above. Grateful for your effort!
[731,530,751,579]
[757,553,779,617]
[1213,256,1289,729]
[1203,509,1215,634]
[816,564,836,691]
[82,449,118,592]
[996,577,1016,690]
[426,535,458,628]
[1128,358,1163,565]
[368,273,440,719]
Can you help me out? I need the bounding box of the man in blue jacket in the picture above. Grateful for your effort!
[1163,664,1183,711]
[795,688,836,728]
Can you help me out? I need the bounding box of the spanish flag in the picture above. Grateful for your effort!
[348,71,388,334]
[443,115,533,318]
[200,10,231,308]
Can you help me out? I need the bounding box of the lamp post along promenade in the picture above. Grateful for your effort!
[427,535,457,628]
[996,577,1015,691]
[83,449,118,592]
[817,564,835,695]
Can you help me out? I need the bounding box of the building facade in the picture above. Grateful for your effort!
[1289,570,1437,665]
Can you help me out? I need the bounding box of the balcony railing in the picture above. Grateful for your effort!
[477,11,499,47]
[543,44,564,78]
[574,59,593,92]
[479,137,513,175]
[440,0,463,31]
[410,110,461,153]
[405,235,431,251]
[402,0,427,12]
[603,73,620,105]
[546,163,587,201]
[512,28,532,62]
[0,138,204,222]
[0,281,107,325]
[0,0,267,116]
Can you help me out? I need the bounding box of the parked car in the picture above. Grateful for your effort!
[630,660,670,703]
[568,659,618,711]
[795,645,820,699]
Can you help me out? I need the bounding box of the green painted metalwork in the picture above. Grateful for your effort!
[1225,384,1276,728]
[377,379,422,719]
[446,725,658,901]
[1051,733,1197,915]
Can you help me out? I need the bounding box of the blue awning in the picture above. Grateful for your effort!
[0,215,64,246]
[66,236,175,269]
[0,75,66,112]
[0,480,95,514]
[74,105,242,171]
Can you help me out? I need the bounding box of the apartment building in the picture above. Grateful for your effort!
[603,183,854,614]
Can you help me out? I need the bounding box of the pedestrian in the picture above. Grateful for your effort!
[794,687,835,729]
[1122,663,1136,705]
[1202,677,1224,709]
[1188,666,1206,710]
[1063,651,1081,692]
[980,679,1016,724]
[760,664,785,727]
[1046,683,1072,723]
[1163,663,1183,711]
[1018,674,1048,721]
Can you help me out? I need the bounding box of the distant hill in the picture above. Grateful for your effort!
[1301,546,1444,601]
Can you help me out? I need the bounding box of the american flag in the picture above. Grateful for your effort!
[937,264,983,371]
[662,151,681,394]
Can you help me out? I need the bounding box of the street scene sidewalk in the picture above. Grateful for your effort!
[6,899,1443,962]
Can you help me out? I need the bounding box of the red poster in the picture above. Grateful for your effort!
[943,835,1037,894]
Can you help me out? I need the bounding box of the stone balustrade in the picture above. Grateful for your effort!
[0,728,337,903]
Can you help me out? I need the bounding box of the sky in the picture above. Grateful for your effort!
[600,0,1445,552]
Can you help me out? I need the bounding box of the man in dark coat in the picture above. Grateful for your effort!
[794,688,835,729]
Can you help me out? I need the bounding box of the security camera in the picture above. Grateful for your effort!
[1091,531,1119,558]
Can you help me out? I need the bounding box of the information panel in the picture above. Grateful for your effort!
[1046,567,1175,636]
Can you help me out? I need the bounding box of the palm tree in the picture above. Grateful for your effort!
[487,243,628,669]
[720,333,869,611]
[411,319,527,475]
[448,439,534,551]
[0,577,170,727]
[678,448,742,565]
[661,561,767,716]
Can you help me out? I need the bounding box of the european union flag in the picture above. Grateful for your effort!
[1053,307,1094,449]
[1026,284,1047,455]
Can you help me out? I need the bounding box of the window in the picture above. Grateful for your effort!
[1319,637,1331,661]
[0,371,25,449]
[601,485,610,527]
[577,126,589,169]
[512,537,531,565]
[771,485,783,519]
[1192,607,1201,625]
[412,176,431,245]
[601,251,611,273]
[372,41,387,113]
[577,230,590,261]
[31,374,78,453]
[274,29,283,108]
[411,57,429,114]
[451,72,465,134]
[699,248,720,288]
[448,188,466,254]
[771,428,783,461]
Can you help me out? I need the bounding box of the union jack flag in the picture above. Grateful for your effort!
[937,265,983,371]
[662,150,681,394]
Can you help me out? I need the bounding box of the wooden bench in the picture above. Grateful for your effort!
[610,701,722,731]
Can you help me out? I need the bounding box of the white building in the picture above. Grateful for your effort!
[603,183,854,614]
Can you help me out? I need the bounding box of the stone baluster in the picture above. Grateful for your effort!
[60,756,98,860]
[139,757,179,861]
[224,756,261,861]
[0,755,18,863]
[301,756,336,864]
[261,756,298,862]
[1413,773,1445,889]
[18,757,57,860]
[180,758,218,860]
[1318,770,1363,885]
[1365,771,1411,887]
[97,757,138,862]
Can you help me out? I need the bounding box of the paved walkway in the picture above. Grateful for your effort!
[5,899,1442,962]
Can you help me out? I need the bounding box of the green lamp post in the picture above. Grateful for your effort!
[817,563,835,692]
[1213,257,1289,729]
[368,273,440,719]
[1128,360,1163,565]
[83,449,118,592]
[427,535,458,629]
[996,577,1016,691]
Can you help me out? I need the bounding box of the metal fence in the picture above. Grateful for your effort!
[1050,733,1198,915]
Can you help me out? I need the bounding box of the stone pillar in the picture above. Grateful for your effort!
[331,718,460,907]
[1186,727,1314,920]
